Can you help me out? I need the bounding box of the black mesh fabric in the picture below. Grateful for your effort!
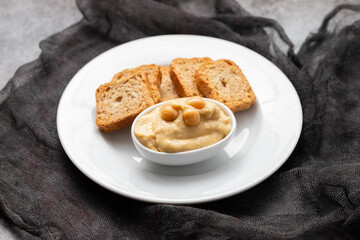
[0,1,359,239]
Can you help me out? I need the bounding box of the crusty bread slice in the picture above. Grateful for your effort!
[196,59,256,112]
[111,68,134,82]
[170,57,212,97]
[112,64,162,104]
[159,66,179,101]
[95,70,154,132]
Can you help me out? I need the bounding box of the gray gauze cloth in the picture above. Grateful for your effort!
[0,0,359,239]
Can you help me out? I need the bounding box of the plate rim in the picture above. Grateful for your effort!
[57,34,303,204]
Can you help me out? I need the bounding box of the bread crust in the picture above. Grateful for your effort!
[111,64,162,103]
[169,57,212,97]
[95,70,154,132]
[196,59,256,112]
[159,66,179,101]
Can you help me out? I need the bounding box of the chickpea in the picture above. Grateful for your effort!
[160,105,178,121]
[186,97,206,109]
[183,108,200,126]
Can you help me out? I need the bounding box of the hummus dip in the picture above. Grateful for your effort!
[134,97,232,153]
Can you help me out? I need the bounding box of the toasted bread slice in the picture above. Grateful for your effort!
[95,70,154,132]
[196,59,256,112]
[159,66,179,101]
[111,68,134,82]
[112,64,162,104]
[170,57,212,97]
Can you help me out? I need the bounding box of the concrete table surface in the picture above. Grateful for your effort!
[0,0,357,239]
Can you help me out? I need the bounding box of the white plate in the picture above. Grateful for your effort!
[57,35,302,204]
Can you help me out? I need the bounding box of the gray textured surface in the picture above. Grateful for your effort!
[0,0,358,239]
[241,0,359,49]
[0,0,81,91]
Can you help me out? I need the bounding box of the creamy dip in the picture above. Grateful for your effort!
[134,97,232,153]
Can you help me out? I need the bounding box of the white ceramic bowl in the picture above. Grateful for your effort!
[131,98,237,166]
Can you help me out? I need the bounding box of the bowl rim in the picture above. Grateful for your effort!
[131,97,237,156]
